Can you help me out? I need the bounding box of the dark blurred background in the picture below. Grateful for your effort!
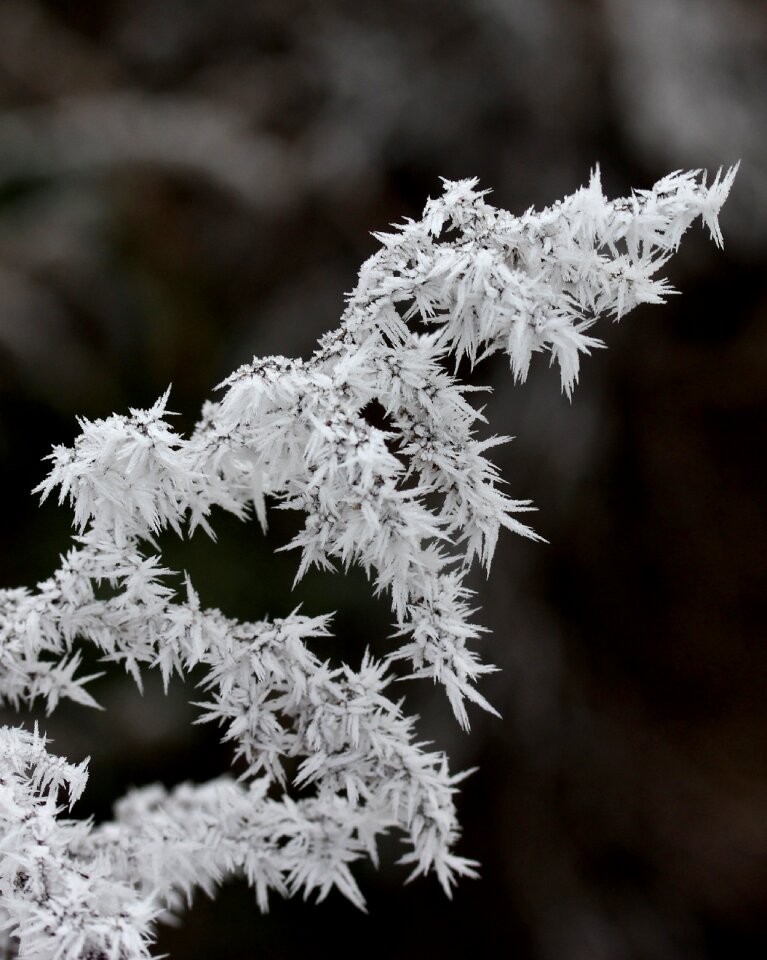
[0,2,765,958]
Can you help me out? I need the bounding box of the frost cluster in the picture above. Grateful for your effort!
[0,166,735,958]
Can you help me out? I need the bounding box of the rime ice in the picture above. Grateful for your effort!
[0,167,735,958]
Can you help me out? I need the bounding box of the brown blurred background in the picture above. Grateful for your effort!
[0,2,765,958]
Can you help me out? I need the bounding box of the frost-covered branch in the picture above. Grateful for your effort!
[0,167,735,957]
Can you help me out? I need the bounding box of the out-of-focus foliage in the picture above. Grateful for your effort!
[0,2,764,959]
